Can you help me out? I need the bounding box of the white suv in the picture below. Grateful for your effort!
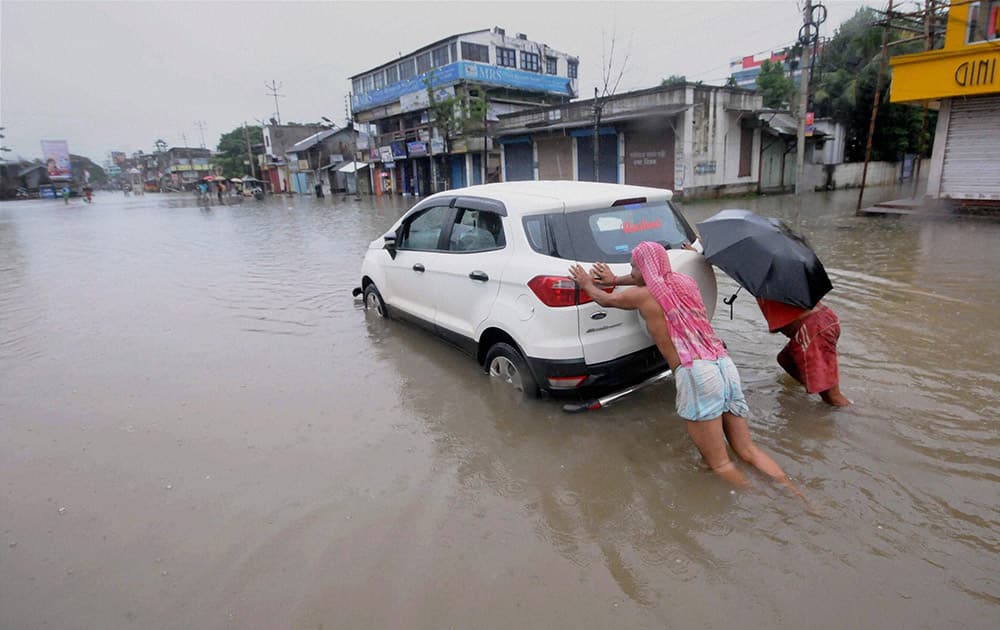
[354,181,717,397]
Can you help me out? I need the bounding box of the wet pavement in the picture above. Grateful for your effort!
[1,187,997,629]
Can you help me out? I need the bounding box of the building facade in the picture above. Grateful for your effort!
[890,1,1000,201]
[261,124,328,194]
[350,27,578,196]
[493,83,764,199]
[166,147,213,190]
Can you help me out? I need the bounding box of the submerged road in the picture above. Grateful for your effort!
[1,187,997,628]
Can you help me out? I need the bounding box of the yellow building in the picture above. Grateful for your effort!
[890,1,1000,200]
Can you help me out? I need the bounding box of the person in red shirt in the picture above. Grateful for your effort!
[757,297,850,406]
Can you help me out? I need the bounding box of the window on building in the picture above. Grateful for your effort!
[352,78,362,95]
[545,56,558,75]
[462,42,489,63]
[568,60,578,78]
[432,46,449,67]
[384,65,398,86]
[497,47,516,67]
[521,51,540,72]
[416,52,432,74]
[399,59,415,81]
[373,71,384,90]
[362,75,374,92]
[967,1,1000,43]
[449,42,457,64]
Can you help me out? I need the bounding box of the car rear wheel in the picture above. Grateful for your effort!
[485,342,540,398]
[363,283,387,318]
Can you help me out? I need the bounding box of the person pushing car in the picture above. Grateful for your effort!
[568,241,802,497]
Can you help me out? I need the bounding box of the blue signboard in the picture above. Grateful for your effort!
[390,141,408,160]
[353,61,573,112]
[407,141,428,158]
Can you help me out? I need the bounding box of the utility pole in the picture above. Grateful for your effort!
[482,90,489,184]
[857,0,893,213]
[593,87,602,182]
[243,122,256,179]
[194,120,207,148]
[795,0,814,195]
[265,80,285,125]
[913,0,934,196]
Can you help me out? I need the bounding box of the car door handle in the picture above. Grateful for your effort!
[412,263,425,272]
[468,271,489,282]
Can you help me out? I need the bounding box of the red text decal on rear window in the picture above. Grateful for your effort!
[622,218,662,234]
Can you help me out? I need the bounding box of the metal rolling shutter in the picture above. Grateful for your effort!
[503,142,534,181]
[624,128,675,189]
[941,96,1000,199]
[536,136,574,180]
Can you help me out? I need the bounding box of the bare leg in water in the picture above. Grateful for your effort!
[684,417,749,488]
[721,412,810,504]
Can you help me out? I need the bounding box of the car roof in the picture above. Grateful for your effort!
[422,181,674,216]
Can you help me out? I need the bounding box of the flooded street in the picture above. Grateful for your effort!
[1,188,997,629]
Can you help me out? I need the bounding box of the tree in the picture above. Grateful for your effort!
[811,7,935,161]
[756,60,795,108]
[661,75,687,87]
[215,125,263,177]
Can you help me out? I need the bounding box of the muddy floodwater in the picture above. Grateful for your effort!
[1,188,997,629]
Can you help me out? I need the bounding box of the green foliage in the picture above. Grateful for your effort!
[214,125,263,177]
[425,72,487,142]
[661,75,687,87]
[756,60,795,108]
[812,7,935,161]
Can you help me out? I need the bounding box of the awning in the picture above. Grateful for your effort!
[336,161,368,173]
[496,103,692,137]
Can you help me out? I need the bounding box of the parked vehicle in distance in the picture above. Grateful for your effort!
[354,181,717,398]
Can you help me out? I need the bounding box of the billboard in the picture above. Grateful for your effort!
[41,140,72,181]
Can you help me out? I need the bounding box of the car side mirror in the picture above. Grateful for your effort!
[383,234,397,259]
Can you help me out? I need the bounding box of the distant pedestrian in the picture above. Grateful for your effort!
[62,187,70,204]
[197,180,209,203]
[216,181,224,204]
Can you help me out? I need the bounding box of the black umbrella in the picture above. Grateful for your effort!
[696,209,832,309]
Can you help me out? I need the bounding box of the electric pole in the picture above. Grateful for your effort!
[243,122,256,179]
[593,87,602,182]
[194,120,207,148]
[856,0,893,212]
[795,0,814,195]
[265,80,285,125]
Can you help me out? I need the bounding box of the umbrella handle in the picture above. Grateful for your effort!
[722,286,742,320]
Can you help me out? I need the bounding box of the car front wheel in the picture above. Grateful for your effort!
[363,283,387,318]
[485,342,540,398]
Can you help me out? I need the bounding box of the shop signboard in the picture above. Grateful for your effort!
[41,140,72,181]
[390,141,408,160]
[430,137,446,155]
[407,141,428,158]
[805,112,815,137]
[353,61,572,112]
[379,146,393,162]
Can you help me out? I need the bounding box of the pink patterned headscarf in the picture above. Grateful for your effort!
[632,241,727,368]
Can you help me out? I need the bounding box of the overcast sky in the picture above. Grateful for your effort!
[1,0,874,162]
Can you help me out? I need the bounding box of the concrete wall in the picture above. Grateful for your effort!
[803,161,914,190]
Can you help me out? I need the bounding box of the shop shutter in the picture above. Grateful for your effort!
[941,96,1000,199]
[503,142,534,181]
[624,128,675,189]
[536,136,574,180]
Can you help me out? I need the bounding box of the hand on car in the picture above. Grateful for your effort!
[590,262,615,285]
[568,264,595,288]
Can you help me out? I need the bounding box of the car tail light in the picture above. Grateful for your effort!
[528,276,612,308]
[547,375,588,389]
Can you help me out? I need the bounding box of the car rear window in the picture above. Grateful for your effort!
[527,201,695,263]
